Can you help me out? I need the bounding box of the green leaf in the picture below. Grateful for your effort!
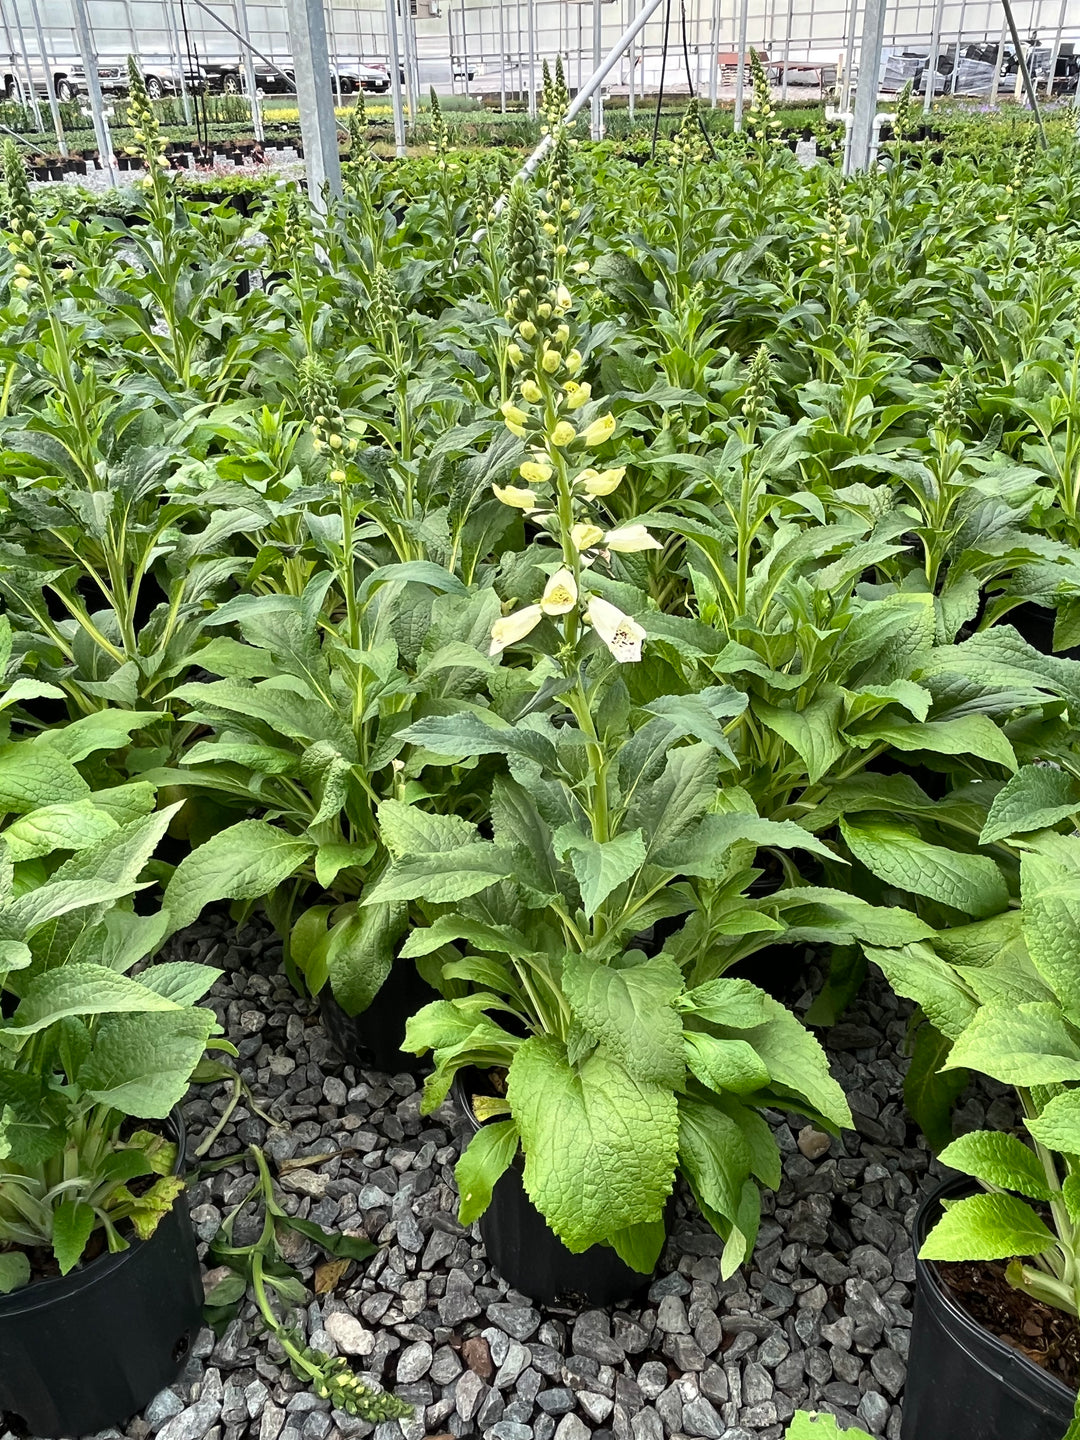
[377,798,477,857]
[851,715,1016,772]
[945,1002,1080,1085]
[138,962,220,1007]
[684,1032,770,1095]
[841,818,1008,918]
[981,765,1080,845]
[919,1193,1058,1262]
[279,1215,379,1262]
[658,813,836,875]
[623,740,718,857]
[1019,850,1080,1014]
[785,1414,873,1440]
[865,942,978,1042]
[365,845,517,905]
[5,964,183,1036]
[677,1094,751,1246]
[401,711,556,769]
[314,841,373,888]
[2,800,119,862]
[903,1021,965,1152]
[1026,1090,1080,1153]
[938,1132,1053,1200]
[44,711,159,764]
[322,902,408,1017]
[566,830,647,917]
[0,1252,30,1292]
[0,740,88,814]
[455,1119,520,1226]
[77,1010,218,1117]
[52,1199,96,1275]
[507,1036,677,1251]
[608,1217,666,1273]
[737,997,852,1130]
[563,952,685,1086]
[682,978,771,1028]
[163,822,315,935]
[756,692,846,785]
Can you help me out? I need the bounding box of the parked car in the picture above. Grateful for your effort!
[1,52,204,102]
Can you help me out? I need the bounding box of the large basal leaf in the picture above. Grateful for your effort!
[920,1192,1057,1263]
[507,1036,677,1252]
[322,901,409,1016]
[981,764,1080,845]
[657,812,835,876]
[377,798,478,858]
[455,1118,520,1226]
[840,818,1008,918]
[864,942,978,1042]
[4,963,182,1037]
[2,800,120,862]
[566,830,647,917]
[44,711,161,764]
[945,1001,1080,1086]
[0,740,89,814]
[401,711,556,769]
[850,715,1016,772]
[364,845,518,905]
[163,821,315,935]
[563,952,685,1086]
[77,1009,218,1117]
[938,1131,1053,1201]
[1026,1089,1080,1153]
[1019,849,1080,1015]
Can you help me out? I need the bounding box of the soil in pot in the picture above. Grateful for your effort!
[0,1113,204,1438]
[941,1258,1080,1389]
[318,958,438,1073]
[454,1070,656,1308]
[902,1177,1076,1440]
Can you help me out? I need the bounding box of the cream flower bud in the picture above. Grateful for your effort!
[521,378,543,404]
[541,349,562,375]
[330,468,347,484]
[13,263,31,278]
[551,420,576,447]
[565,350,583,375]
[507,342,524,365]
[12,276,30,292]
[501,401,529,426]
[572,260,591,275]
[519,320,536,340]
[489,604,543,656]
[564,381,591,410]
[585,595,646,664]
[604,524,662,553]
[582,413,616,447]
[519,460,552,485]
[571,522,604,550]
[555,284,572,310]
[542,222,557,235]
[555,324,571,345]
[582,466,625,496]
[540,567,578,615]
[493,483,540,511]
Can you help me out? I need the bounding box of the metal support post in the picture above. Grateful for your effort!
[923,0,945,111]
[527,0,537,115]
[9,0,44,134]
[405,0,422,114]
[27,0,66,155]
[1000,0,1048,145]
[498,0,507,110]
[707,0,720,105]
[70,0,115,182]
[781,0,794,101]
[951,0,969,95]
[397,0,416,121]
[282,0,342,204]
[461,0,471,99]
[236,0,264,142]
[383,0,408,155]
[164,0,193,124]
[847,0,887,171]
[733,0,749,130]
[840,0,859,111]
[1047,0,1068,98]
[591,0,603,139]
[990,19,1006,102]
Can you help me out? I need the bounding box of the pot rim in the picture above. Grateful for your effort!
[0,1108,188,1317]
[914,1174,1077,1406]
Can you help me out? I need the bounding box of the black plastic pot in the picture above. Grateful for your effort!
[901,1177,1076,1440]
[318,960,438,1074]
[454,1073,654,1308]
[0,1113,204,1438]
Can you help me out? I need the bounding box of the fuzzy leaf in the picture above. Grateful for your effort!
[920,1193,1057,1263]
[981,765,1080,845]
[566,830,647,917]
[163,821,315,934]
[841,819,1008,918]
[1026,1089,1080,1154]
[945,1002,1080,1085]
[938,1131,1054,1200]
[563,952,685,1086]
[455,1119,520,1226]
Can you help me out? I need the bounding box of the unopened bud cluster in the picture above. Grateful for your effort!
[935,372,966,437]
[3,139,50,292]
[816,181,856,270]
[741,344,774,428]
[300,357,356,482]
[669,96,709,166]
[540,55,570,134]
[429,87,451,163]
[299,1348,411,1421]
[745,51,784,148]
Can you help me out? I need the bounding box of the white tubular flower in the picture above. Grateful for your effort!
[581,466,625,496]
[571,522,605,551]
[519,460,552,485]
[604,524,662,553]
[582,413,616,447]
[489,604,543,656]
[585,595,646,664]
[493,483,540,511]
[540,567,578,615]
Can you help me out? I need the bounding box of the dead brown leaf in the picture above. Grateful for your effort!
[314,1257,350,1295]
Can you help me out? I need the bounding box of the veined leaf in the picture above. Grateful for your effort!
[365,845,517,905]
[938,1131,1053,1201]
[864,942,978,1042]
[981,764,1080,845]
[920,1193,1057,1263]
[563,952,685,1085]
[566,830,647,917]
[1019,850,1080,1014]
[756,692,846,785]
[322,902,408,1017]
[77,1010,218,1117]
[52,1199,96,1275]
[0,740,88,814]
[378,798,477,858]
[684,1032,770,1095]
[507,1036,677,1252]
[840,818,1008,918]
[850,715,1016,772]
[163,821,315,935]
[1026,1089,1080,1153]
[401,711,556,768]
[5,964,182,1036]
[455,1119,519,1226]
[945,1002,1080,1085]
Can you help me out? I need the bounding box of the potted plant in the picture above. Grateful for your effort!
[0,803,222,1435]
[363,183,859,1303]
[866,816,1080,1439]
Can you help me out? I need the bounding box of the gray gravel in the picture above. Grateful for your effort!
[5,912,989,1440]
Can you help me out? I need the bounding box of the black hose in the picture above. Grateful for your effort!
[650,0,672,160]
[681,0,717,159]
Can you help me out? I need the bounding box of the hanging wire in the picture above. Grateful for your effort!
[650,0,673,159]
